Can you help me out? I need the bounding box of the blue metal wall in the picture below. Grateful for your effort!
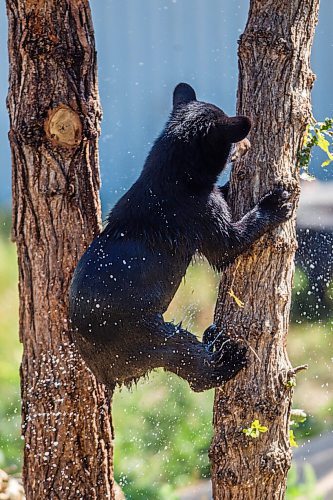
[91,0,248,211]
[1,0,332,211]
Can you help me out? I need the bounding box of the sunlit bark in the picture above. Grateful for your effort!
[211,1,320,498]
[7,1,115,497]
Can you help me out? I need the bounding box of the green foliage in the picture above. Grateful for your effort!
[0,210,11,240]
[158,484,180,500]
[290,266,333,321]
[286,464,322,499]
[242,419,268,439]
[0,232,22,470]
[285,378,297,388]
[164,258,219,334]
[289,408,307,447]
[290,409,307,425]
[113,372,214,499]
[298,118,333,180]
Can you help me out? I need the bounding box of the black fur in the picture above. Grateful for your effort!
[69,83,292,392]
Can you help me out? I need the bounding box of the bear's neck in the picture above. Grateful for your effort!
[142,137,225,193]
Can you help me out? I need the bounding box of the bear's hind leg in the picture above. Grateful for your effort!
[145,316,247,392]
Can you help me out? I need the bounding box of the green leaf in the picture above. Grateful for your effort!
[242,420,268,439]
[289,429,298,448]
[285,378,297,388]
[290,409,307,424]
[298,117,333,173]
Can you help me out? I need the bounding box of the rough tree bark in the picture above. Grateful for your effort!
[210,1,320,499]
[6,1,115,498]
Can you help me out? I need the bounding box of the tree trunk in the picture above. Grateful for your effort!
[6,1,115,498]
[210,1,319,499]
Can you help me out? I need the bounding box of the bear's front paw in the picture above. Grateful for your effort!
[259,187,293,223]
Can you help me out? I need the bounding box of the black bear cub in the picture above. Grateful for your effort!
[69,83,292,392]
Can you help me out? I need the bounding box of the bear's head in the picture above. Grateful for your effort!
[165,83,251,185]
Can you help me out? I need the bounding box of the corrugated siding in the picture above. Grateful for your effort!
[0,1,332,208]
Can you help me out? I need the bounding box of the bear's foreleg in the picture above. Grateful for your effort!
[203,187,293,269]
[228,187,293,258]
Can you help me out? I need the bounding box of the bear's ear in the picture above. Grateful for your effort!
[223,116,251,143]
[173,83,196,108]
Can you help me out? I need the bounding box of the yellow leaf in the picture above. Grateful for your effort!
[302,125,310,147]
[315,131,330,154]
[228,289,245,308]
[289,429,298,448]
